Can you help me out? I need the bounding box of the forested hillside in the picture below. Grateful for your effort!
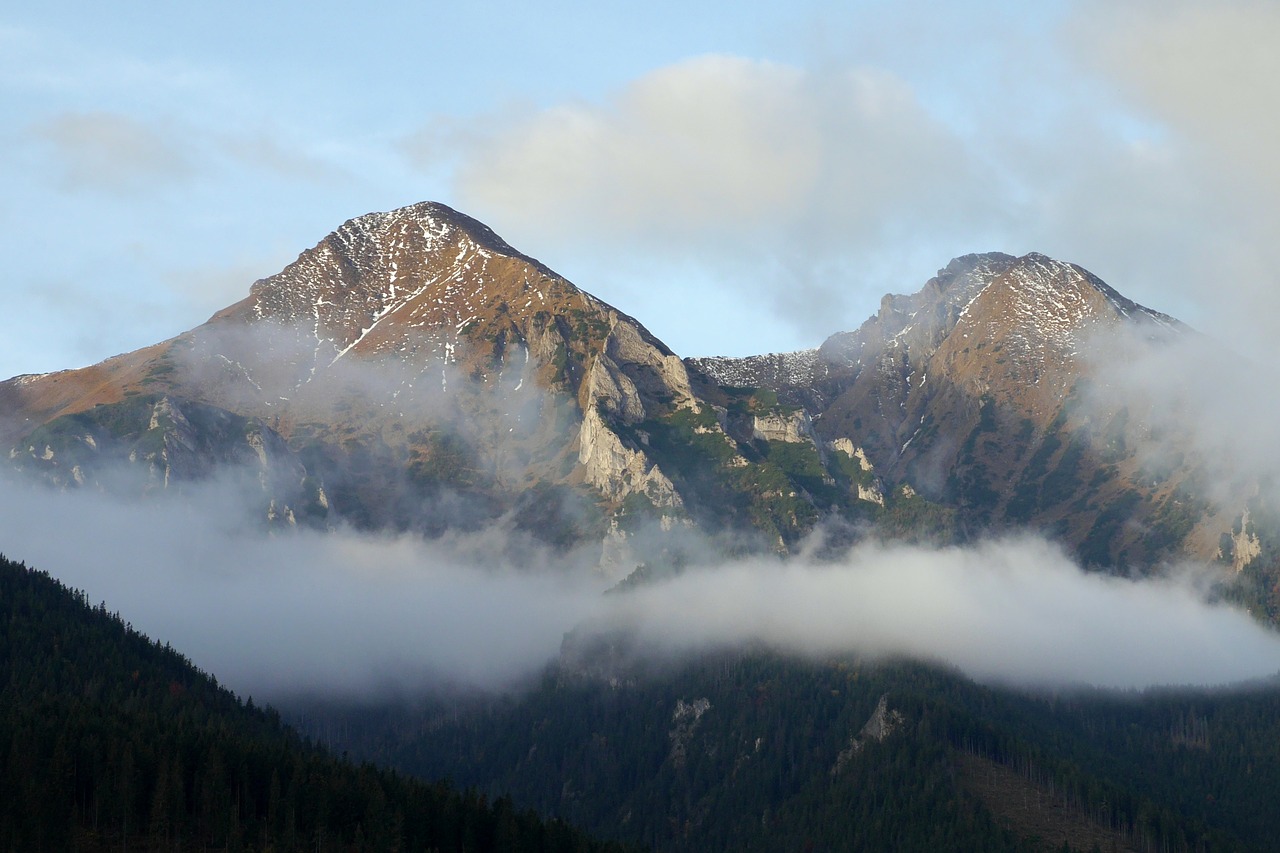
[305,654,1280,852]
[0,554,639,853]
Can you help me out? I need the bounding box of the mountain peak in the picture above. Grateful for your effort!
[330,201,531,266]
[694,249,1187,440]
[880,251,1180,356]
[238,200,551,322]
[199,200,594,379]
[983,251,1181,340]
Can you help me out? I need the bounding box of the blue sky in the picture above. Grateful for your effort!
[3,0,1279,378]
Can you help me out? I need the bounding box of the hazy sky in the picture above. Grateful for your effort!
[4,0,1280,378]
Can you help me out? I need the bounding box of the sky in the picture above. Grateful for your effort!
[4,0,1280,379]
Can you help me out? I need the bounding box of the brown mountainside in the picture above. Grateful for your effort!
[691,252,1254,577]
[2,203,701,547]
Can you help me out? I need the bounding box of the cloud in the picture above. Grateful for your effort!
[1076,321,1280,522]
[28,110,347,198]
[593,537,1280,690]
[0,464,607,700]
[1071,0,1280,196]
[462,54,998,247]
[7,313,1278,698]
[1056,0,1280,353]
[30,111,196,194]
[216,131,349,185]
[411,55,1000,348]
[2,459,1277,702]
[402,33,1279,360]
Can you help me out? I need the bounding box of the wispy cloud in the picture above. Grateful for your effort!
[30,111,196,195]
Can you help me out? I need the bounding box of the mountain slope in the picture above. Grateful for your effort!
[0,552,638,853]
[691,251,1244,573]
[308,652,1278,852]
[1,203,705,548]
[0,202,892,556]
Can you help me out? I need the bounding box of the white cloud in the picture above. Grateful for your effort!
[408,55,1001,350]
[1072,0,1280,195]
[2,464,1276,700]
[604,537,1280,690]
[1076,321,1280,526]
[0,468,605,699]
[1056,0,1280,354]
[451,55,990,249]
[405,28,1280,359]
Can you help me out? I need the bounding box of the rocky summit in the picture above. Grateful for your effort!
[2,202,1274,603]
[0,203,701,548]
[689,250,1228,570]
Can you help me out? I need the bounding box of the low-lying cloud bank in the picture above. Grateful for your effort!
[2,474,1278,701]
[596,537,1280,690]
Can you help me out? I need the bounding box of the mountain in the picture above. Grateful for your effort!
[690,251,1240,570]
[0,552,639,853]
[1,202,698,547]
[1,203,1271,593]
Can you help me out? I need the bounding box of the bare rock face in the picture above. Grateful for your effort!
[828,439,885,506]
[1224,506,1263,572]
[585,354,646,424]
[668,698,712,768]
[829,438,874,472]
[751,410,816,444]
[577,407,683,509]
[831,694,904,775]
[601,319,695,409]
[8,394,324,526]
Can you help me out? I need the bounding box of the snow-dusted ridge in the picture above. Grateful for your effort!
[688,348,821,390]
[214,201,577,393]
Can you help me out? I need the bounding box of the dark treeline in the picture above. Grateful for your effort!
[307,652,1280,852]
[941,675,1280,851]
[0,554,640,853]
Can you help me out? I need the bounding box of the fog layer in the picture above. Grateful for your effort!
[3,472,1277,701]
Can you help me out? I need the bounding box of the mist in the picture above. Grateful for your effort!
[1079,319,1280,515]
[590,537,1280,690]
[3,466,1279,701]
[0,470,605,699]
